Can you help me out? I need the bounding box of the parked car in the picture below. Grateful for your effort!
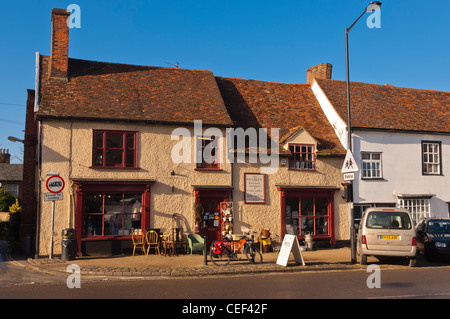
[357,207,417,267]
[416,218,450,262]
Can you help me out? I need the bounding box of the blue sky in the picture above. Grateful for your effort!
[0,0,449,163]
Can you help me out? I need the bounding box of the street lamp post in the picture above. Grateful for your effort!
[345,1,382,264]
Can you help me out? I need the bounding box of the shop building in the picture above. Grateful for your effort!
[25,9,350,257]
[311,77,450,224]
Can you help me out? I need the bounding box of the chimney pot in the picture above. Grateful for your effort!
[0,148,11,164]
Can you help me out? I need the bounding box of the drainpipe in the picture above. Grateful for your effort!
[34,52,42,259]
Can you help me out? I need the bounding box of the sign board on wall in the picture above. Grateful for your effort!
[276,234,305,267]
[244,173,266,204]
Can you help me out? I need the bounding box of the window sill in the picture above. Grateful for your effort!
[288,168,316,172]
[195,168,223,171]
[361,178,385,181]
[89,166,141,170]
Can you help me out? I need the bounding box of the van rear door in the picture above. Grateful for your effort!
[365,210,414,252]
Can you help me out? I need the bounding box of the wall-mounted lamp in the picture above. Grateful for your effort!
[8,136,24,143]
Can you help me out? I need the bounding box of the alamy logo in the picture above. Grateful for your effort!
[366,264,381,288]
[67,4,81,29]
[171,120,280,174]
[366,8,381,29]
[67,264,81,288]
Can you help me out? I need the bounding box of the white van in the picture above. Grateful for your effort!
[358,207,417,267]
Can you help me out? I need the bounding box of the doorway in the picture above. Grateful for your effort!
[194,187,232,242]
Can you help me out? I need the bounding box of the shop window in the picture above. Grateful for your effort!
[285,197,329,236]
[92,130,137,168]
[397,198,431,224]
[196,136,220,169]
[288,144,315,170]
[84,192,142,237]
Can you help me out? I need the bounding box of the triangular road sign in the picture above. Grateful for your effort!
[341,149,358,173]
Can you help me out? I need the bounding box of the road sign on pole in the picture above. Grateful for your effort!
[343,172,355,181]
[341,149,358,173]
[46,175,65,193]
[45,175,65,259]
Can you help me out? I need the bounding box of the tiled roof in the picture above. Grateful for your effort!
[0,164,23,181]
[216,77,346,155]
[37,56,233,126]
[316,79,450,133]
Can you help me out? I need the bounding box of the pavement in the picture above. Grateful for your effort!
[7,247,395,278]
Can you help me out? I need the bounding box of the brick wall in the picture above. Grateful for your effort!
[49,8,70,79]
[307,63,332,84]
[20,89,38,255]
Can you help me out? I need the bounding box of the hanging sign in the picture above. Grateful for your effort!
[276,234,305,267]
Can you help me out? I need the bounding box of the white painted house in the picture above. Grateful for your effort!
[308,63,450,223]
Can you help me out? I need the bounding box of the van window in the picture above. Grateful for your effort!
[366,211,412,229]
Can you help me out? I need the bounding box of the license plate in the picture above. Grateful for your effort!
[379,235,399,240]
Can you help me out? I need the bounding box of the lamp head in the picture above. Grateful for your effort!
[366,1,382,12]
[7,136,24,143]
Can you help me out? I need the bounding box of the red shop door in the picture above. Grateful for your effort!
[200,198,222,242]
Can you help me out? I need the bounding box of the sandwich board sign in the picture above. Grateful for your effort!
[276,234,305,267]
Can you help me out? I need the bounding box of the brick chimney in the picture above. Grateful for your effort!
[0,149,11,164]
[49,8,70,79]
[306,63,332,84]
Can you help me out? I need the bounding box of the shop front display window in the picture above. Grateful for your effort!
[84,192,142,238]
[285,196,329,236]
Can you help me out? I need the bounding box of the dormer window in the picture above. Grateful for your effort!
[289,144,315,170]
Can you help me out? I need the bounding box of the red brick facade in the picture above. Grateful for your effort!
[49,8,70,79]
[306,63,332,84]
[20,89,38,255]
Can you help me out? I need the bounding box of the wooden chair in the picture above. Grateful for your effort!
[172,227,187,254]
[161,234,175,256]
[132,230,146,256]
[146,230,160,255]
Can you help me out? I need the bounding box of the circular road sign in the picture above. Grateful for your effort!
[46,175,65,193]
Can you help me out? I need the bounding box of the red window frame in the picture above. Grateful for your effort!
[288,143,315,170]
[196,136,220,170]
[74,181,153,254]
[92,130,138,168]
[278,187,337,246]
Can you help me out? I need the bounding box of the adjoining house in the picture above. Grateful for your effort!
[0,149,22,199]
[311,74,450,223]
[23,9,350,257]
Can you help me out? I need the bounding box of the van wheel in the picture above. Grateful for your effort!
[408,258,416,267]
[360,254,367,265]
